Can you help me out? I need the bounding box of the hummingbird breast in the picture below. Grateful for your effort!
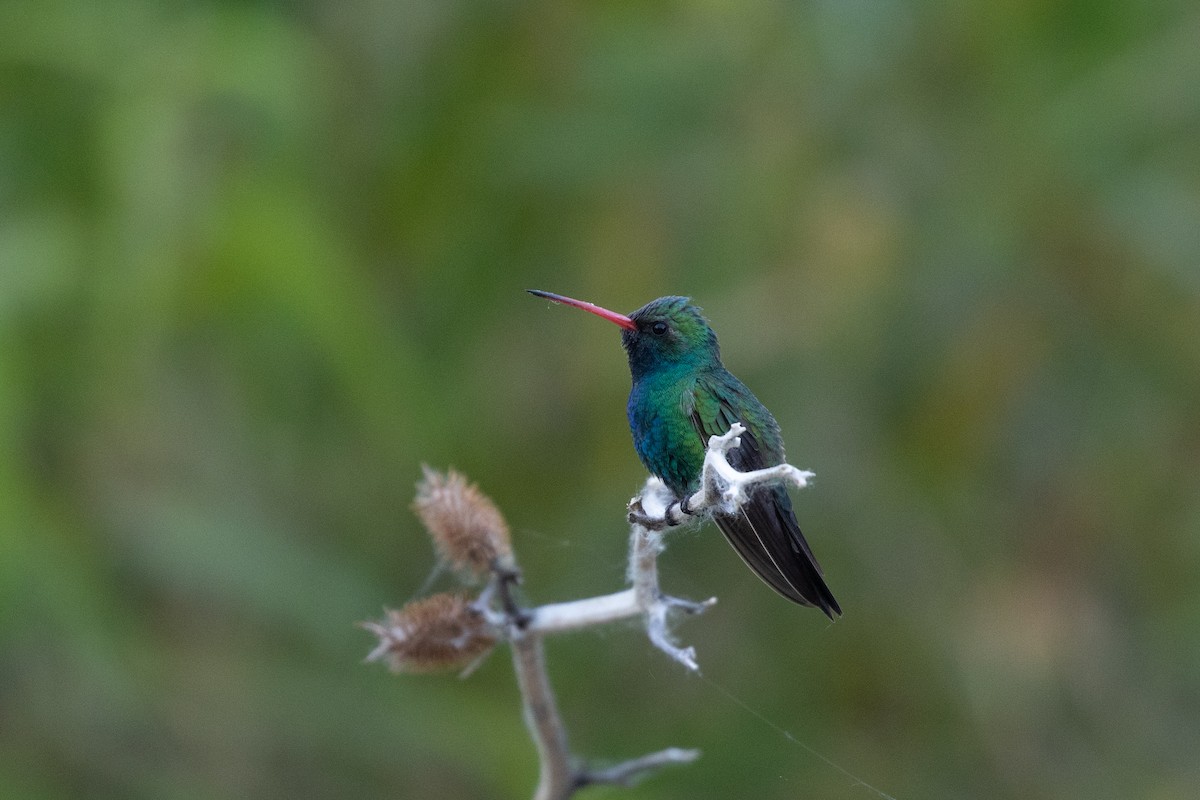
[627,372,707,496]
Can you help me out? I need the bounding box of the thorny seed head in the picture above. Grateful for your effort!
[361,593,497,673]
[414,467,513,577]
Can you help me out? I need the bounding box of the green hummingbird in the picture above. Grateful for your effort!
[529,290,840,618]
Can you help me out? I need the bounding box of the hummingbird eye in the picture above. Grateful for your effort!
[651,321,669,336]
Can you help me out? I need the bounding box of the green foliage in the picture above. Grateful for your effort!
[2,0,1198,797]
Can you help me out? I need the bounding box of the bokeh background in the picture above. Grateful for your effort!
[3,0,1199,798]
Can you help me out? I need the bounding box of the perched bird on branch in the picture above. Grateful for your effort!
[529,291,840,619]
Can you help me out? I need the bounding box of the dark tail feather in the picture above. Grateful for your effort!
[712,486,841,618]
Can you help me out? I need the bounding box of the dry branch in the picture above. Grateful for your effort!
[364,423,816,799]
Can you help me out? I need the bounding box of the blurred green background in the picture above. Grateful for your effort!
[3,0,1199,798]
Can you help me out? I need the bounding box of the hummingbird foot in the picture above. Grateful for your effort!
[626,503,695,530]
[627,487,702,530]
[627,477,687,529]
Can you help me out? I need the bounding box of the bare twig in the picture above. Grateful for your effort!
[510,631,574,800]
[577,747,702,789]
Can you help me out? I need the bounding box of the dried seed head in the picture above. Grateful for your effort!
[413,467,512,577]
[362,593,496,673]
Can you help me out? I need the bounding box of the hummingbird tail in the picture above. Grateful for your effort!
[713,487,841,618]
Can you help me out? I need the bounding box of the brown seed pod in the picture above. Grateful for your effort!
[413,467,512,577]
[362,593,496,673]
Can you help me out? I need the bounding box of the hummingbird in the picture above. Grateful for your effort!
[528,290,840,618]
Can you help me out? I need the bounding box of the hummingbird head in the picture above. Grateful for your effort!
[528,291,720,380]
[622,296,720,378]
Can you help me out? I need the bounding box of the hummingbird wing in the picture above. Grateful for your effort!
[687,374,841,618]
